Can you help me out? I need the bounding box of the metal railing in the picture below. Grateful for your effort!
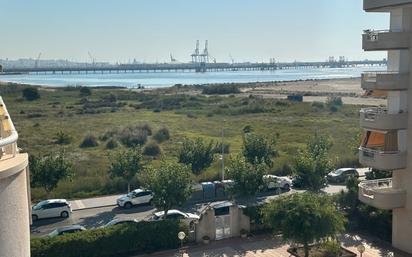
[0,97,18,158]
[359,178,392,190]
[359,146,400,157]
[364,29,405,42]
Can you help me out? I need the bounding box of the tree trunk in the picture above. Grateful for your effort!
[304,242,309,257]
[127,182,131,193]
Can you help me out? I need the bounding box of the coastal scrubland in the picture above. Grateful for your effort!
[1,81,364,200]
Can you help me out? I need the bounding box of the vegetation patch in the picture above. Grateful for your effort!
[31,221,186,257]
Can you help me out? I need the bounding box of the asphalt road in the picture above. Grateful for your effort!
[30,204,155,237]
[30,183,350,237]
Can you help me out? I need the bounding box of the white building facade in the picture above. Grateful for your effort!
[359,0,412,254]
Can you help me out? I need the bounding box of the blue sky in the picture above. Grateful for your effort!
[0,0,388,63]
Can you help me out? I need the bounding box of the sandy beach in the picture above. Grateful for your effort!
[0,77,386,106]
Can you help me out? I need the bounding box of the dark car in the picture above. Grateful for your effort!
[48,225,86,237]
[327,168,359,184]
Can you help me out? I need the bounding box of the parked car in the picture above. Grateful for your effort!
[116,189,153,209]
[263,175,292,190]
[32,199,72,221]
[326,168,359,184]
[48,225,86,237]
[103,218,139,228]
[149,209,200,225]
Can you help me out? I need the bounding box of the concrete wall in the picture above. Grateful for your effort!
[0,153,30,257]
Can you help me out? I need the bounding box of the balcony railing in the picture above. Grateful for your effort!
[359,178,406,209]
[363,29,410,51]
[360,107,408,130]
[0,97,19,159]
[361,71,409,90]
[359,147,407,170]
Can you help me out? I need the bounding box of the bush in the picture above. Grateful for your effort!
[311,101,324,109]
[202,84,241,95]
[31,221,186,257]
[326,96,343,112]
[153,128,170,143]
[119,125,149,147]
[106,139,118,150]
[326,96,343,107]
[54,131,72,145]
[143,142,162,157]
[22,87,40,101]
[80,87,92,97]
[79,134,99,148]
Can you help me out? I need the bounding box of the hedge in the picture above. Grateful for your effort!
[31,220,187,257]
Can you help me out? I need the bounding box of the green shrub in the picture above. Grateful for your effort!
[119,125,149,147]
[311,101,324,109]
[105,138,118,150]
[326,96,343,107]
[54,131,72,145]
[153,127,170,143]
[31,221,185,257]
[143,142,162,157]
[22,87,40,101]
[79,134,99,148]
[321,239,341,257]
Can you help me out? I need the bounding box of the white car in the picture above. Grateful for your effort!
[32,199,72,221]
[150,209,200,225]
[116,189,153,209]
[263,175,292,190]
[103,218,139,228]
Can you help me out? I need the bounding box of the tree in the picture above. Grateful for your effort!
[242,133,276,167]
[293,134,333,191]
[262,193,346,257]
[143,161,192,217]
[30,151,74,193]
[108,147,145,192]
[22,87,40,101]
[226,156,266,198]
[178,137,215,174]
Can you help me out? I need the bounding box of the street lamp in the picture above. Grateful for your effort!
[357,244,365,257]
[178,231,186,257]
[220,119,226,181]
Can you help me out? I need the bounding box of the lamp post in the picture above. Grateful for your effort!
[357,244,365,257]
[178,231,186,257]
[221,119,226,181]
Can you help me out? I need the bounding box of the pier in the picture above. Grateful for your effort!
[0,60,386,75]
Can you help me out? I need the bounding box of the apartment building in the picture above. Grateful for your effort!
[359,0,412,254]
[0,97,30,257]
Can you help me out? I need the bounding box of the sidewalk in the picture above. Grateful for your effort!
[137,233,412,257]
[70,194,120,210]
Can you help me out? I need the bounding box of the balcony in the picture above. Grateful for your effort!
[359,147,406,170]
[359,178,406,209]
[360,108,408,130]
[0,97,28,178]
[363,30,410,51]
[361,72,409,90]
[364,0,412,12]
